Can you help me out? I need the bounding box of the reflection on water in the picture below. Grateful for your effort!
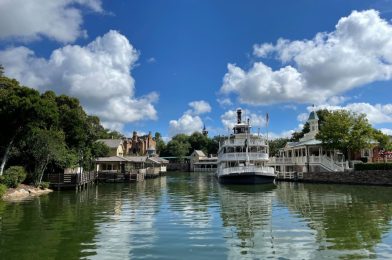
[0,173,392,259]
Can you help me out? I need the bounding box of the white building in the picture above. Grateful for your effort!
[268,110,348,174]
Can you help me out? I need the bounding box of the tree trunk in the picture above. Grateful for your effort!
[38,155,50,186]
[0,136,15,176]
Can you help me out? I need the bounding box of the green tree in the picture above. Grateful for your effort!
[154,132,166,155]
[0,77,56,175]
[26,128,68,186]
[165,134,191,160]
[316,110,373,161]
[189,132,209,154]
[269,138,289,156]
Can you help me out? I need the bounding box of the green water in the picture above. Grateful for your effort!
[1,172,392,259]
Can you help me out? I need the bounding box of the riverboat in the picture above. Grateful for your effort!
[216,109,275,184]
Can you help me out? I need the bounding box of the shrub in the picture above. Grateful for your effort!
[0,184,7,198]
[39,182,50,189]
[1,166,27,188]
[354,163,392,171]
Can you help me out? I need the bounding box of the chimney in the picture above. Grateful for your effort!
[237,109,242,124]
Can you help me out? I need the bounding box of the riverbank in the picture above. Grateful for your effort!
[2,184,53,201]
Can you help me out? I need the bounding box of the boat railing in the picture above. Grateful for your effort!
[218,152,269,161]
[220,139,267,147]
[221,165,275,176]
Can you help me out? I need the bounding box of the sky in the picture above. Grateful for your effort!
[1,0,392,141]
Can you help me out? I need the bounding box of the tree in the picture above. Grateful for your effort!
[269,138,289,156]
[165,134,191,160]
[316,110,373,161]
[154,132,166,155]
[0,77,54,175]
[26,128,68,186]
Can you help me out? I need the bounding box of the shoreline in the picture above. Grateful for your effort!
[2,184,53,202]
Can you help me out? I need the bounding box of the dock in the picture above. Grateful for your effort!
[46,172,97,190]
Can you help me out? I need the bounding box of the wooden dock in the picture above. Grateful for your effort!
[46,172,97,190]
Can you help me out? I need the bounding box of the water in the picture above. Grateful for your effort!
[1,172,392,259]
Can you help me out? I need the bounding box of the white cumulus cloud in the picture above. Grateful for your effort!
[169,114,203,137]
[310,102,392,125]
[0,30,158,131]
[222,9,392,105]
[220,109,266,130]
[168,100,212,136]
[188,100,211,115]
[0,0,102,43]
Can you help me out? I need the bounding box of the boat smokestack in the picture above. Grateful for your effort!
[237,109,242,124]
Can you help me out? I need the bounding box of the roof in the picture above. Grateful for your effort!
[95,156,128,162]
[193,150,206,157]
[308,111,319,121]
[123,156,147,162]
[286,139,322,148]
[96,139,123,149]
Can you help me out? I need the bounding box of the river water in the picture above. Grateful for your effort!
[1,172,392,259]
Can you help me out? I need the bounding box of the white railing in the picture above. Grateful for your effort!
[221,139,267,147]
[269,155,347,172]
[194,167,217,172]
[218,152,268,162]
[276,171,303,179]
[220,165,275,176]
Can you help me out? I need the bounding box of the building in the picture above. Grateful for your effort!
[124,131,156,156]
[268,110,349,173]
[95,155,169,175]
[190,150,217,172]
[96,139,124,156]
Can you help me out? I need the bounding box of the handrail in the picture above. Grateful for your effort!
[220,139,267,147]
[220,165,275,176]
[218,152,268,162]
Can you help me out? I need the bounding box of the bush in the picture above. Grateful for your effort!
[39,182,50,189]
[0,184,7,198]
[1,166,27,188]
[354,163,392,171]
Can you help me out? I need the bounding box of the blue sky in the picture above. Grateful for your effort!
[1,0,392,140]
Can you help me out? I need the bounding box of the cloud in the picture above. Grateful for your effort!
[217,97,233,107]
[310,102,392,125]
[220,109,266,130]
[188,100,211,115]
[222,9,392,105]
[0,30,158,131]
[0,0,103,43]
[169,114,203,137]
[380,128,392,136]
[168,100,211,136]
[146,57,156,63]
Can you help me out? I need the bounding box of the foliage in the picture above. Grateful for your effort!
[290,123,309,142]
[316,110,373,160]
[0,74,119,179]
[161,132,220,158]
[372,129,392,150]
[91,141,110,158]
[0,184,7,198]
[39,182,50,189]
[154,132,166,155]
[290,109,330,142]
[354,163,392,171]
[27,128,68,186]
[1,166,27,188]
[269,138,289,156]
